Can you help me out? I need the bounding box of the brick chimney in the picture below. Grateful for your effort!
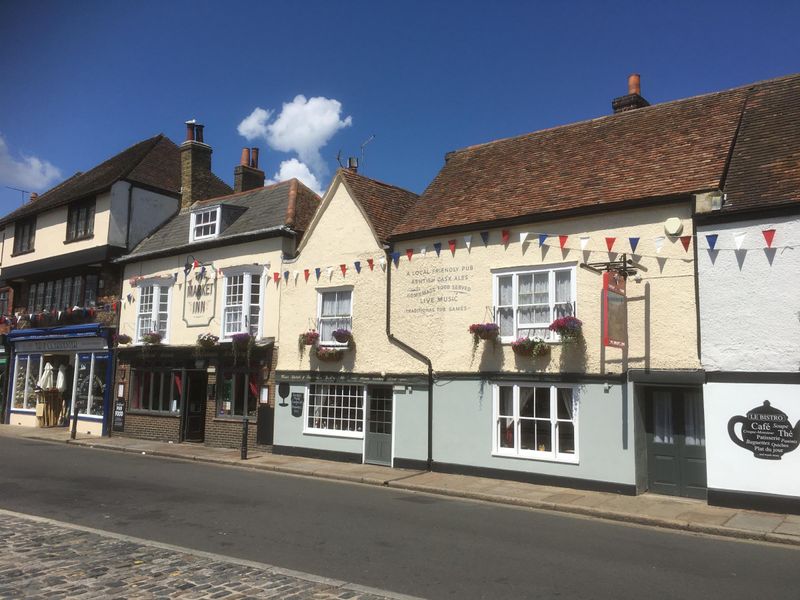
[180,120,216,208]
[234,146,265,193]
[612,73,650,114]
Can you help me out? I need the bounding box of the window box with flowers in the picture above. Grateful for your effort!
[141,331,163,345]
[315,346,345,362]
[511,336,550,358]
[197,333,219,349]
[114,333,132,347]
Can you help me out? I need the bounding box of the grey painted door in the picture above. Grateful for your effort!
[646,388,706,499]
[365,386,392,466]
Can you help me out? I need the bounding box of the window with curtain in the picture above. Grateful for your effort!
[129,369,182,413]
[495,266,575,341]
[318,289,352,344]
[66,199,95,241]
[216,370,259,418]
[13,218,36,254]
[222,272,261,338]
[136,283,170,342]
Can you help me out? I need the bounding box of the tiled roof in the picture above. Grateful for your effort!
[0,135,182,227]
[393,74,800,236]
[124,179,321,260]
[339,169,419,242]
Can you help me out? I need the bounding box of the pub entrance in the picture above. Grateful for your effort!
[645,387,707,499]
[182,371,207,442]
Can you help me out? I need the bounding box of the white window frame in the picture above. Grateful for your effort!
[190,206,221,241]
[492,263,577,343]
[492,383,579,463]
[135,278,173,344]
[220,266,263,340]
[316,287,353,346]
[303,383,365,439]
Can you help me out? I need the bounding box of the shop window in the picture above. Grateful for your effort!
[73,353,108,417]
[190,207,220,241]
[222,272,260,339]
[495,266,575,342]
[305,384,364,436]
[136,283,170,342]
[494,384,578,462]
[66,199,95,241]
[217,370,258,418]
[129,370,182,413]
[12,355,41,410]
[13,218,35,254]
[317,289,352,345]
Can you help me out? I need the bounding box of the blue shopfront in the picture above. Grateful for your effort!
[4,324,113,436]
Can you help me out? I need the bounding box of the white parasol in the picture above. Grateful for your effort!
[38,362,55,390]
[56,365,68,392]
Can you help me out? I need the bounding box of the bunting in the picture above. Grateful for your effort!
[480,231,490,246]
[680,235,692,252]
[763,228,776,248]
[706,234,718,250]
[273,272,280,283]
[391,252,401,267]
[354,261,361,273]
[367,258,374,271]
[464,235,472,250]
[605,237,616,252]
[559,235,568,249]
[304,269,310,282]
[448,239,457,255]
[538,233,548,247]
[406,249,414,261]
[315,267,321,280]
[629,237,639,253]
[433,242,442,256]
[501,230,510,246]
[520,232,529,245]
[340,264,347,276]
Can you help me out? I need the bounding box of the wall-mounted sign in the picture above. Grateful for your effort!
[728,401,800,460]
[182,265,217,327]
[290,392,304,418]
[602,269,626,348]
[112,397,125,432]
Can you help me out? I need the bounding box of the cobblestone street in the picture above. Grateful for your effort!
[0,511,411,600]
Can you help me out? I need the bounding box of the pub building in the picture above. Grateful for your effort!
[113,130,319,448]
[0,133,188,434]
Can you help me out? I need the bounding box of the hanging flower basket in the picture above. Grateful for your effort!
[511,337,550,358]
[114,333,132,346]
[196,333,219,349]
[315,346,345,362]
[549,316,583,342]
[142,331,163,345]
[299,330,320,346]
[468,323,500,341]
[332,328,353,344]
[231,332,254,365]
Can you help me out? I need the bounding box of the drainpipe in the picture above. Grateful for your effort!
[384,246,434,471]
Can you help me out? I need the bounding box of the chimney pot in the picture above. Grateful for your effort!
[251,147,259,169]
[347,157,358,172]
[195,124,205,143]
[628,73,641,96]
[185,121,196,142]
[240,148,251,166]
[28,192,38,203]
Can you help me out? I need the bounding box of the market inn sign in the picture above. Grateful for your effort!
[182,264,217,327]
[728,401,800,460]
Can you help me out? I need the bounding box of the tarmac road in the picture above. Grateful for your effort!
[0,435,797,600]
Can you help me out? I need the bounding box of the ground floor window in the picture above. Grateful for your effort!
[305,384,364,436]
[129,369,182,414]
[494,384,578,462]
[217,370,258,418]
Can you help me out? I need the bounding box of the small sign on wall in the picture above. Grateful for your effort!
[291,392,304,418]
[728,400,800,460]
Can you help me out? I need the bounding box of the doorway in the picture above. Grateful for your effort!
[183,371,207,442]
[645,387,707,499]
[364,385,393,466]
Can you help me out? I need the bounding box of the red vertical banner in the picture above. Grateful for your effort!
[602,269,626,348]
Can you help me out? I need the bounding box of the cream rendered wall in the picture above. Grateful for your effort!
[119,239,284,345]
[390,203,700,374]
[276,179,423,374]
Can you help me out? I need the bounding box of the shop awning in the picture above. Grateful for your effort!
[7,323,105,342]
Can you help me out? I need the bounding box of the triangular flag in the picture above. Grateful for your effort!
[354,261,361,273]
[464,235,472,250]
[538,233,548,247]
[480,231,489,246]
[391,252,401,267]
[763,228,776,248]
[605,237,616,252]
[304,269,310,282]
[379,257,387,270]
[283,270,289,282]
[433,242,442,257]
[448,239,456,255]
[293,271,299,283]
[501,230,510,245]
[579,236,590,251]
[340,264,347,276]
[367,258,374,271]
[706,234,718,250]
[520,232,529,244]
[326,267,334,278]
[654,236,664,253]
[192,259,199,269]
[419,247,427,257]
[559,235,568,249]
[315,267,321,280]
[680,235,692,252]
[734,231,746,250]
[406,249,414,261]
[629,237,640,253]
[273,272,280,283]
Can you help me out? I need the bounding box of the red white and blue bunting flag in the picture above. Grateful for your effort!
[304,269,310,281]
[433,242,442,256]
[354,261,361,273]
[406,249,414,261]
[340,264,347,276]
[538,233,548,247]
[605,237,616,252]
[367,258,374,271]
[680,235,692,252]
[464,235,472,250]
[763,228,776,248]
[629,237,639,253]
[559,235,568,249]
[706,234,718,250]
[448,239,457,255]
[480,231,490,246]
[520,231,529,245]
[391,252,401,266]
[315,267,321,280]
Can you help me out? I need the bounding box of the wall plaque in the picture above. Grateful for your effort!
[182,266,217,327]
[728,400,800,460]
[291,392,304,418]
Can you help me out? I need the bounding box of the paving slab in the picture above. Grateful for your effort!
[774,520,800,536]
[724,512,785,533]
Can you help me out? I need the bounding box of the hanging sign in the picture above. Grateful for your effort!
[290,392,304,418]
[728,401,799,460]
[602,269,626,348]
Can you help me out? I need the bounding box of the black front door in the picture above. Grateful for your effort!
[646,388,707,499]
[184,372,207,442]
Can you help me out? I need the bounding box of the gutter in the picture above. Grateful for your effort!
[384,245,434,470]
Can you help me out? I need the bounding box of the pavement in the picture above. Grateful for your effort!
[3,425,800,548]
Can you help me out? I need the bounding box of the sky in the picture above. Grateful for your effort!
[1,0,799,213]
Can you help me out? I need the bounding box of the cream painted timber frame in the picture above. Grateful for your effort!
[133,276,174,344]
[315,285,354,347]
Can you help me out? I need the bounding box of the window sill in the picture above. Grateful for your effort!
[303,428,363,440]
[213,416,257,423]
[10,249,34,257]
[127,410,181,417]
[492,450,578,465]
[10,408,35,413]
[64,234,94,244]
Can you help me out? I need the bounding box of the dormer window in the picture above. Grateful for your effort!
[190,207,221,241]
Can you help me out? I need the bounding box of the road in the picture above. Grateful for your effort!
[0,436,797,599]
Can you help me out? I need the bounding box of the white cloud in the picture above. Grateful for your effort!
[237,95,352,176]
[266,158,323,196]
[0,133,61,191]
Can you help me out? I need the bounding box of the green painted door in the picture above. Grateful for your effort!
[365,386,392,466]
[646,388,707,499]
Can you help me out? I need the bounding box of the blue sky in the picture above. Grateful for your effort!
[1,0,799,213]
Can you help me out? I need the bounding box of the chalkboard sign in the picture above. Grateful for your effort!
[291,392,304,418]
[112,397,125,432]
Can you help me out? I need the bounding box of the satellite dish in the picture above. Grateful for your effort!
[664,217,683,236]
